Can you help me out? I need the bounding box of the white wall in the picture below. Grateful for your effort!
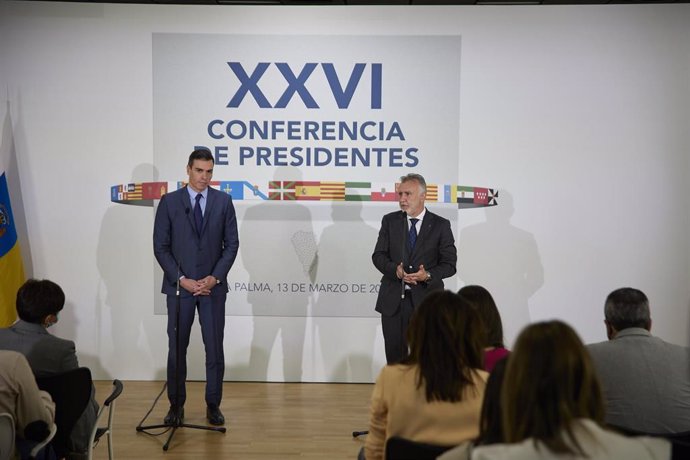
[1,2,688,382]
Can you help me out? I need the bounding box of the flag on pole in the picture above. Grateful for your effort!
[0,170,24,327]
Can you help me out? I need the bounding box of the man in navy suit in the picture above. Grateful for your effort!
[372,173,457,364]
[153,149,239,426]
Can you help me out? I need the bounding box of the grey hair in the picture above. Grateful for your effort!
[604,287,651,331]
[400,173,426,194]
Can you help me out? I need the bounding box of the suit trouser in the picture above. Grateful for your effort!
[167,293,226,407]
[381,295,414,364]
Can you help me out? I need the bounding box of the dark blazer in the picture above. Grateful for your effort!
[0,320,98,453]
[372,209,457,316]
[153,185,239,297]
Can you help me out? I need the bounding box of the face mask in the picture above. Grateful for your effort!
[44,313,58,328]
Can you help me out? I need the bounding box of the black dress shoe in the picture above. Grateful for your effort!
[164,406,184,425]
[206,405,225,426]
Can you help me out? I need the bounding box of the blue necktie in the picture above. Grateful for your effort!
[409,218,419,252]
[194,193,203,237]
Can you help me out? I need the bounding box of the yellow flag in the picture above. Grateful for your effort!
[0,171,24,327]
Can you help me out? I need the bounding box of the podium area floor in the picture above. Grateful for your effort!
[92,380,373,459]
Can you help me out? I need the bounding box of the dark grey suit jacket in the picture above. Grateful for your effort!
[153,185,239,296]
[372,209,457,316]
[0,320,98,452]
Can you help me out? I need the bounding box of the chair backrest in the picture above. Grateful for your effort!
[36,367,93,458]
[385,436,453,460]
[0,413,15,460]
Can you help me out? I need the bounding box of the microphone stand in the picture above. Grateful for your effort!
[137,260,226,450]
[400,211,407,301]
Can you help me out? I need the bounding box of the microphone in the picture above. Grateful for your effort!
[185,208,190,215]
[400,211,407,300]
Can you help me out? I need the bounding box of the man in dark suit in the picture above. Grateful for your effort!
[372,173,457,364]
[153,149,239,426]
[0,278,98,458]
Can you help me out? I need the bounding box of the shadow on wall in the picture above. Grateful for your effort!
[240,166,315,382]
[96,163,165,380]
[458,190,544,345]
[52,300,110,379]
[1,98,34,277]
[313,201,379,382]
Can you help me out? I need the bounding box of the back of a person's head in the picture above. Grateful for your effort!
[476,357,509,446]
[458,285,505,348]
[16,279,65,324]
[501,320,604,455]
[604,287,651,331]
[406,290,484,403]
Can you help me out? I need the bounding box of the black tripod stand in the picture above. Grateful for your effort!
[136,274,226,450]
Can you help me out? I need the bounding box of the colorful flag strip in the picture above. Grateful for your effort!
[109,181,498,209]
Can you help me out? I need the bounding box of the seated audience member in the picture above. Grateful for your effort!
[470,321,670,460]
[458,285,509,372]
[438,358,509,460]
[588,287,690,434]
[0,350,55,454]
[363,291,488,460]
[0,279,98,458]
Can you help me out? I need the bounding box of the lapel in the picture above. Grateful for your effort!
[394,211,410,260]
[179,186,198,237]
[200,187,216,236]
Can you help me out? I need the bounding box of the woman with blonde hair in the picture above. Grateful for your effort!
[363,290,488,460]
[471,320,670,460]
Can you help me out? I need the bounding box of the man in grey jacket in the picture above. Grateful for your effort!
[0,279,98,458]
[588,287,690,433]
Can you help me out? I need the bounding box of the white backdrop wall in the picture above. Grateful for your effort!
[1,2,689,382]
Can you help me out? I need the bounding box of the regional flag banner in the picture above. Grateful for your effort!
[153,34,463,317]
[0,171,24,327]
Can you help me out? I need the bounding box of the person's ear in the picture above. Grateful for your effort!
[605,320,616,340]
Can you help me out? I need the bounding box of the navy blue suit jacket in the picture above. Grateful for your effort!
[372,209,457,316]
[153,186,239,297]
